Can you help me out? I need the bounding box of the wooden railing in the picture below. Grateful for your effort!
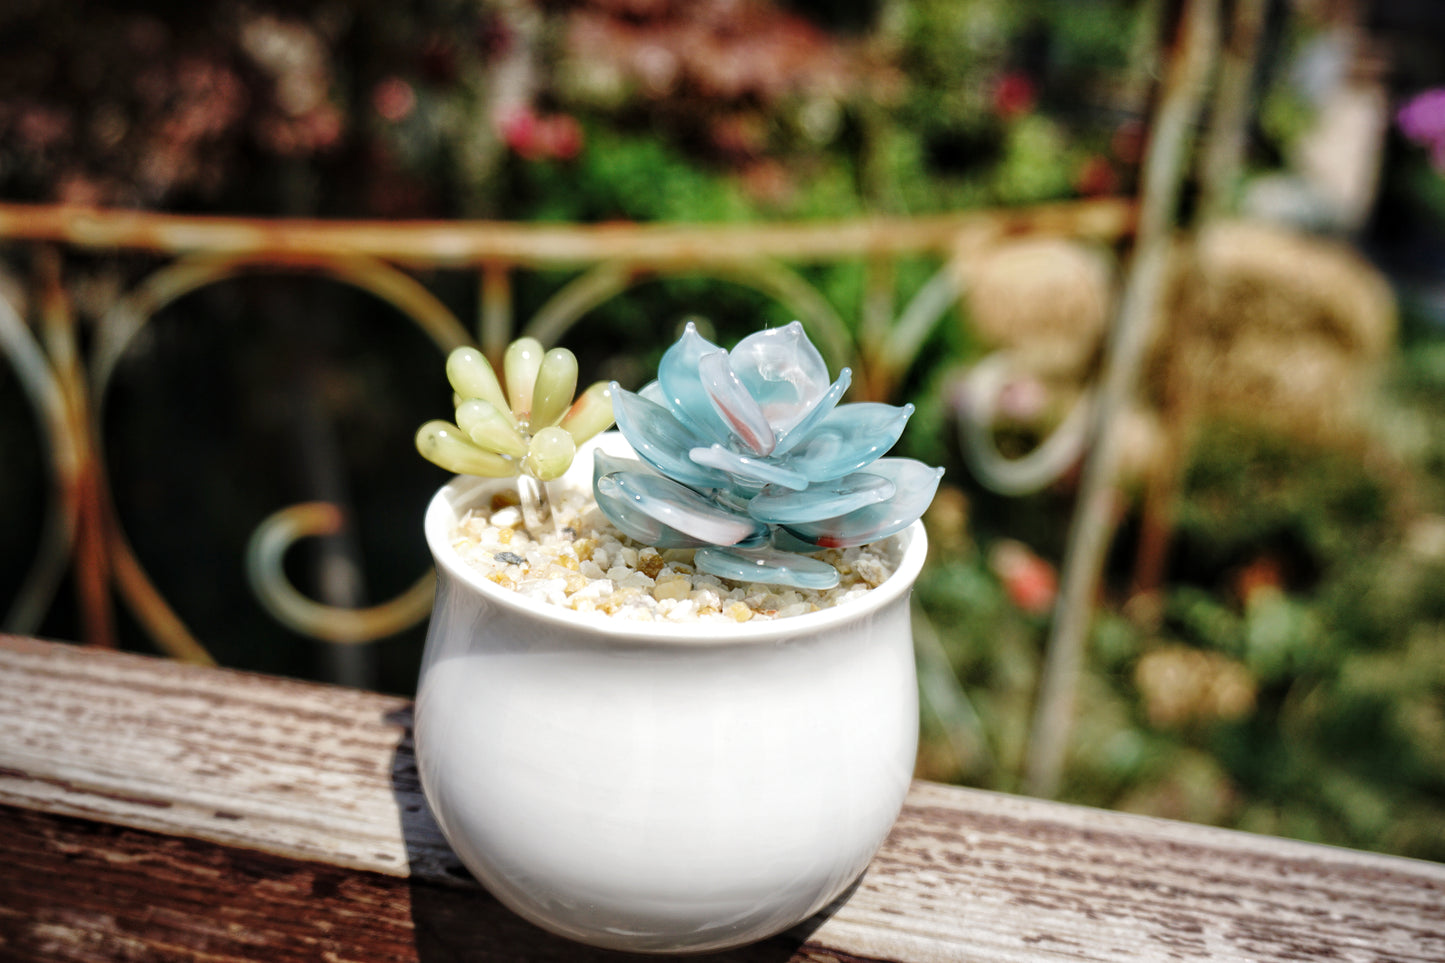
[2,634,1441,962]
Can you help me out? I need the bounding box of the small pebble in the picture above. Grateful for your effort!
[490,507,522,529]
[653,576,692,601]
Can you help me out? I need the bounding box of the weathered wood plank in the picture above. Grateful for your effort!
[2,634,1442,963]
[0,633,457,882]
[0,804,830,963]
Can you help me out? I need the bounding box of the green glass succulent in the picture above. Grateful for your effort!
[416,338,614,484]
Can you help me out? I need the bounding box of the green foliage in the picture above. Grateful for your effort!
[914,552,1042,786]
[1175,421,1394,580]
[916,335,1445,862]
[504,127,755,224]
[990,115,1077,204]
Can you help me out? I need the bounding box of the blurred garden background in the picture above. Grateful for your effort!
[1,0,1443,862]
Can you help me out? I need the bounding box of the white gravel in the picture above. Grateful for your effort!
[450,484,899,623]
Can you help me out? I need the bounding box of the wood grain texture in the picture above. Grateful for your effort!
[0,804,845,963]
[2,634,1442,962]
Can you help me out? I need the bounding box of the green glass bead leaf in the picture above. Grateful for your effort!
[455,399,529,457]
[504,337,545,423]
[559,381,615,445]
[531,347,579,428]
[416,420,520,477]
[446,347,513,425]
[524,425,577,481]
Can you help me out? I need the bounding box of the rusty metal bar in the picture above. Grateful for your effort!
[34,249,115,650]
[0,199,1134,269]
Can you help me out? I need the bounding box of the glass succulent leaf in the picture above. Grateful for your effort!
[524,426,577,481]
[728,321,832,434]
[589,454,708,543]
[694,545,841,590]
[657,323,734,444]
[597,469,767,547]
[454,399,530,457]
[446,347,515,427]
[746,471,894,524]
[772,368,851,457]
[503,337,545,422]
[610,385,731,491]
[530,347,580,428]
[698,350,775,456]
[783,402,915,482]
[416,420,520,477]
[689,444,809,492]
[782,458,944,548]
[421,340,616,493]
[558,381,615,445]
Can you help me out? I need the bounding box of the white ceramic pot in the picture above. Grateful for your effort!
[414,434,925,954]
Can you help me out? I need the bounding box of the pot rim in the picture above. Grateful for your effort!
[423,438,929,646]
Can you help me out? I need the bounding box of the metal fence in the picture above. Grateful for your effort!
[0,197,1133,670]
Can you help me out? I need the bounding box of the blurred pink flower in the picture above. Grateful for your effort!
[372,77,416,123]
[500,108,584,161]
[500,107,545,159]
[1075,154,1118,197]
[995,374,1049,421]
[542,114,584,161]
[739,159,793,206]
[992,72,1036,120]
[1397,88,1445,170]
[16,104,72,152]
[989,540,1058,615]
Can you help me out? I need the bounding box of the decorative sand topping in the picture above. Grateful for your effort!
[450,486,901,623]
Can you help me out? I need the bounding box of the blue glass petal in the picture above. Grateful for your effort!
[695,545,841,590]
[592,463,708,549]
[746,471,894,524]
[610,384,730,491]
[729,321,831,435]
[690,444,809,493]
[698,351,774,456]
[592,448,655,482]
[598,471,768,547]
[770,527,827,554]
[782,458,944,548]
[772,368,851,457]
[782,402,914,482]
[639,380,667,406]
[657,322,734,445]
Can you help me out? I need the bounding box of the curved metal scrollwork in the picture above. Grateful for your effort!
[953,352,1094,496]
[0,286,78,634]
[97,251,470,658]
[2,248,473,662]
[246,502,436,644]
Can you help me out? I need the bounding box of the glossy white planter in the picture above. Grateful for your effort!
[414,435,924,954]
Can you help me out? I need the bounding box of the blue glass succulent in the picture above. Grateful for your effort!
[594,322,943,590]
